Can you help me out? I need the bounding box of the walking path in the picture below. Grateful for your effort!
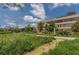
[24,39,64,55]
[24,34,76,55]
[25,34,76,40]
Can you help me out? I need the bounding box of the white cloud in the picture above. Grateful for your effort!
[24,15,41,22]
[5,19,16,27]
[24,16,33,21]
[30,3,45,19]
[8,23,16,26]
[23,15,42,27]
[8,7,20,11]
[4,3,25,11]
[18,24,25,28]
[51,3,79,9]
[30,23,37,27]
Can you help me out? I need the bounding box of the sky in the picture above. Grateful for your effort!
[0,3,79,28]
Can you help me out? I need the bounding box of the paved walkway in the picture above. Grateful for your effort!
[24,39,64,55]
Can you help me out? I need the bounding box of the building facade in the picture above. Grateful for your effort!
[55,14,79,31]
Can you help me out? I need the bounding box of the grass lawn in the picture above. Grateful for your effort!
[0,32,55,55]
[43,39,79,55]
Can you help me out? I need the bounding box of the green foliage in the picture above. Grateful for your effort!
[43,39,79,55]
[0,33,54,55]
[24,25,32,33]
[72,21,79,32]
[14,26,19,33]
[0,28,13,34]
[45,21,55,32]
[0,26,20,33]
[0,39,33,54]
[57,31,71,36]
[45,24,55,32]
[72,32,79,37]
[37,22,44,32]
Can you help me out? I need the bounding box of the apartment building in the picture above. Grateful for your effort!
[54,12,79,31]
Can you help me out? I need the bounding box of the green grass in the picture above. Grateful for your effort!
[0,32,55,55]
[43,39,79,55]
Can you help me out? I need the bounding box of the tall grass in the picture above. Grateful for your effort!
[0,33,54,55]
[43,39,79,55]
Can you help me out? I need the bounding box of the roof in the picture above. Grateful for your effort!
[38,14,79,23]
[54,14,79,21]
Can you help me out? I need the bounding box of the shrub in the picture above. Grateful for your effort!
[24,25,32,33]
[57,31,71,36]
[72,21,79,32]
[0,33,55,55]
[0,39,33,55]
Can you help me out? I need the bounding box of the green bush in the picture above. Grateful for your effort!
[24,25,32,33]
[0,33,54,55]
[72,32,79,37]
[57,31,71,36]
[0,39,33,54]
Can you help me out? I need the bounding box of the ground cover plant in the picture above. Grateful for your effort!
[43,39,79,55]
[0,32,55,55]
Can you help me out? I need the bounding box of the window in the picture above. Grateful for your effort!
[57,23,73,27]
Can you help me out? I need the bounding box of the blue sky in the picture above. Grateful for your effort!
[0,3,79,28]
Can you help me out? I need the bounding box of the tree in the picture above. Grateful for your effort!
[24,25,32,33]
[14,25,19,33]
[72,21,79,32]
[66,11,76,16]
[45,21,55,32]
[37,22,44,32]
